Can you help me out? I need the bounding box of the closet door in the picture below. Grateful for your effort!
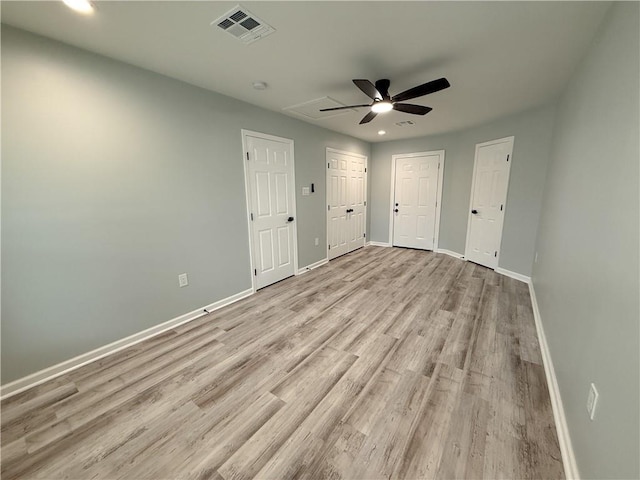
[327,149,368,260]
[347,154,366,253]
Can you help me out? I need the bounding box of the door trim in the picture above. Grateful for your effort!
[463,135,514,267]
[241,129,298,292]
[325,148,368,261]
[388,150,445,249]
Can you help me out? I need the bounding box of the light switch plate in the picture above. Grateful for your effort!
[178,273,188,288]
[302,186,310,196]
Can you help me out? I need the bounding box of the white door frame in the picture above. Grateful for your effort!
[241,129,298,292]
[388,150,445,249]
[326,147,368,261]
[463,136,514,267]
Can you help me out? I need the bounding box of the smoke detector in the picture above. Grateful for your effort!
[212,5,275,45]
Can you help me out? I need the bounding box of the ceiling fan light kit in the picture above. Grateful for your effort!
[371,101,393,113]
[320,77,450,124]
[63,0,94,14]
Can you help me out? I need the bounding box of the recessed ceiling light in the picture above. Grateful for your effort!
[371,101,393,113]
[252,81,267,90]
[63,0,94,14]
[378,130,386,135]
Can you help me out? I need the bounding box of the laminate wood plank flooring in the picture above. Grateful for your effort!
[1,246,564,479]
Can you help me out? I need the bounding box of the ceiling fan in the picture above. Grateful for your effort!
[320,77,450,124]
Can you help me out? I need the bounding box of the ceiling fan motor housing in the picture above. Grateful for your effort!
[374,79,391,99]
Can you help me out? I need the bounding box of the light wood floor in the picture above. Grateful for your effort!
[1,247,564,480]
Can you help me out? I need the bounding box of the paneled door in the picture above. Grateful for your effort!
[243,131,297,290]
[465,136,514,269]
[327,149,367,260]
[347,154,366,253]
[391,151,444,250]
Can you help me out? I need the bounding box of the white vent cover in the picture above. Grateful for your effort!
[283,97,355,120]
[212,5,275,45]
[395,120,416,127]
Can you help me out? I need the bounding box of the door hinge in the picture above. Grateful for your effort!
[435,201,437,207]
[494,251,497,257]
[364,232,366,238]
[328,205,330,211]
[328,162,330,168]
[438,163,441,169]
[365,167,367,173]
[364,201,367,206]
[506,154,510,162]
[328,245,331,250]
[250,212,254,221]
[500,204,503,211]
[246,152,250,161]
[254,269,257,276]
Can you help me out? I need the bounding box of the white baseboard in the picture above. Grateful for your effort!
[296,258,328,275]
[435,248,465,259]
[0,288,254,400]
[528,281,580,479]
[495,267,531,284]
[368,241,392,247]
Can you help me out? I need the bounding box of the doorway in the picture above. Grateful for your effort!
[389,150,445,250]
[464,136,514,269]
[242,130,298,290]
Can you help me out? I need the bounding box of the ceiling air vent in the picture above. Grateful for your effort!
[395,120,416,127]
[212,5,275,45]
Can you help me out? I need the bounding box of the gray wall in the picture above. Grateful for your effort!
[532,3,639,479]
[370,105,556,276]
[1,26,369,383]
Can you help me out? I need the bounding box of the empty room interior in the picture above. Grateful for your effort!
[1,1,638,479]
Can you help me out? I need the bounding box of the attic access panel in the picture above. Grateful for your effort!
[284,97,356,120]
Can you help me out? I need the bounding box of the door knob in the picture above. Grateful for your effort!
[471,209,478,214]
[394,209,399,213]
[287,216,294,222]
[346,208,353,213]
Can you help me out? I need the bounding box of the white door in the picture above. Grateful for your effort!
[347,154,366,253]
[244,131,297,290]
[327,150,349,259]
[391,151,444,250]
[327,149,367,260]
[465,136,514,269]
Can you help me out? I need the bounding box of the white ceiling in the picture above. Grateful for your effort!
[1,1,611,143]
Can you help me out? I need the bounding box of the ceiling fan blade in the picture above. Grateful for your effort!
[393,103,433,115]
[359,111,378,124]
[353,79,382,100]
[391,77,450,103]
[319,104,371,112]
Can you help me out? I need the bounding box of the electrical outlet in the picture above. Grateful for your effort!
[315,237,319,246]
[178,273,188,288]
[587,383,599,420]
